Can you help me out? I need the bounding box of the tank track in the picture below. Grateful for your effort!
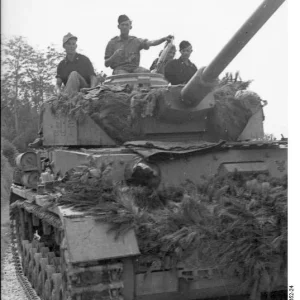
[10,219,40,300]
[10,200,125,300]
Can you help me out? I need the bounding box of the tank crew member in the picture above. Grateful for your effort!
[104,14,173,74]
[164,40,197,85]
[150,44,176,75]
[56,33,97,95]
[29,33,97,148]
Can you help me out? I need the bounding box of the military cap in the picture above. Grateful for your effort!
[118,14,130,24]
[179,40,192,51]
[62,33,77,47]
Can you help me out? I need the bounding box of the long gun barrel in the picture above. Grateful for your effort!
[181,0,286,107]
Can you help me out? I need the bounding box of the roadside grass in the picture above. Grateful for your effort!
[1,152,13,280]
[1,152,13,205]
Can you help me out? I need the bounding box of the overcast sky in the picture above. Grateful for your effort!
[2,0,288,138]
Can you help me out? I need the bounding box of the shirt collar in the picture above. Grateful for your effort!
[117,35,134,42]
[65,53,79,64]
[179,57,192,65]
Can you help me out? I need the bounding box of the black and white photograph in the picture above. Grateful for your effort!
[1,0,296,299]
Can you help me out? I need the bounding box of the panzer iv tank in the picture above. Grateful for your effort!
[10,0,287,299]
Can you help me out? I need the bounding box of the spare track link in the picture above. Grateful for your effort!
[223,140,288,149]
[10,199,125,300]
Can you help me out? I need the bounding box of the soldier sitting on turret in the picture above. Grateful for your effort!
[29,33,97,148]
[104,14,173,75]
[56,33,97,95]
[164,41,197,85]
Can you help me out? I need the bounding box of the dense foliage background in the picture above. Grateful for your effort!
[1,36,65,152]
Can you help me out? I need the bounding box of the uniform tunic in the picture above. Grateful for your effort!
[164,57,197,85]
[56,53,95,86]
[105,36,150,72]
[149,58,172,75]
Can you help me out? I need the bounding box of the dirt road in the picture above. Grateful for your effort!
[1,199,28,300]
[1,201,10,279]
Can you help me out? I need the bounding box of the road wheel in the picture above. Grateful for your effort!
[44,265,56,300]
[21,240,29,272]
[28,247,37,284]
[37,257,49,296]
[33,252,42,288]
[51,273,62,300]
[47,252,56,265]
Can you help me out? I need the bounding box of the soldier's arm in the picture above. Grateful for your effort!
[105,49,124,67]
[104,40,124,67]
[56,62,64,95]
[55,78,63,96]
[85,57,97,88]
[90,75,97,88]
[146,35,173,48]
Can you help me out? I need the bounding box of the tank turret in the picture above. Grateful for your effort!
[42,0,285,147]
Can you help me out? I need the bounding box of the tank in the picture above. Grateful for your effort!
[10,0,287,299]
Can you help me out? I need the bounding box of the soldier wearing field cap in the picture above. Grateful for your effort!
[105,14,173,74]
[56,33,97,95]
[164,40,197,85]
[29,33,97,148]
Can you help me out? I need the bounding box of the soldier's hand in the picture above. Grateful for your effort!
[113,48,124,58]
[56,89,61,97]
[165,35,174,42]
[98,72,107,84]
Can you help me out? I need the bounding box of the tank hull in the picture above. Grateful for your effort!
[49,141,287,187]
[11,0,287,296]
[9,140,287,300]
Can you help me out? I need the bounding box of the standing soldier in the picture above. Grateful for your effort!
[105,14,173,74]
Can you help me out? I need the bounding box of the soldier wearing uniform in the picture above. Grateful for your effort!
[29,33,97,148]
[56,33,97,95]
[105,15,173,74]
[164,41,197,85]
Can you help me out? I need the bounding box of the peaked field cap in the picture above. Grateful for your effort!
[63,33,78,46]
[179,40,191,51]
[118,14,130,24]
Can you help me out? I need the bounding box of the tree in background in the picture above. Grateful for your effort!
[2,36,36,135]
[1,36,64,151]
